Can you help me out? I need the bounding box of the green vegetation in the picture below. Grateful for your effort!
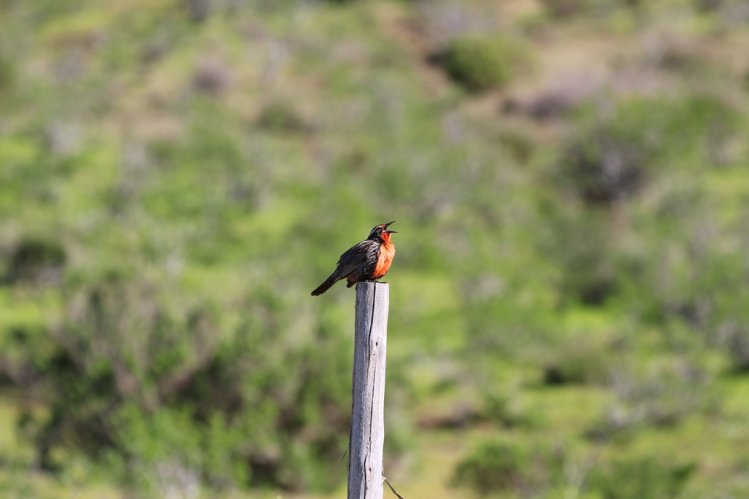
[438,35,532,92]
[586,456,697,499]
[452,438,563,496]
[454,440,697,499]
[1,0,749,497]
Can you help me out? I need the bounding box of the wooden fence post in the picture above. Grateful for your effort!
[348,281,389,499]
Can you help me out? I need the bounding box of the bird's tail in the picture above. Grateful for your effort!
[311,274,339,296]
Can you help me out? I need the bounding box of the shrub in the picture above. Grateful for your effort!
[438,35,532,92]
[452,438,563,495]
[694,0,723,12]
[557,95,739,206]
[559,116,649,206]
[184,0,212,22]
[4,236,66,285]
[548,93,740,315]
[113,406,246,494]
[256,101,311,133]
[586,456,697,499]
[540,0,642,18]
[22,272,357,493]
[542,338,612,385]
[642,30,702,72]
[540,0,592,18]
[0,52,16,93]
[541,209,618,306]
[588,359,716,439]
[192,57,232,96]
[718,321,749,372]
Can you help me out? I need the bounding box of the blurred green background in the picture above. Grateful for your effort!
[2,0,749,497]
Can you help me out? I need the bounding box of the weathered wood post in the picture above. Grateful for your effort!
[348,281,389,499]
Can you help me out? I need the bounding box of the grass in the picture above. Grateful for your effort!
[2,0,749,496]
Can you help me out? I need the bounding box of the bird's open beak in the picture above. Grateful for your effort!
[384,220,397,233]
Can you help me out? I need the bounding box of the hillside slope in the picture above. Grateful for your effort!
[1,0,749,497]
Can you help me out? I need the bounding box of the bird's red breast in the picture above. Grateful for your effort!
[372,236,395,279]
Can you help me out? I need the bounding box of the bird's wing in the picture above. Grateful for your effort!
[333,240,379,278]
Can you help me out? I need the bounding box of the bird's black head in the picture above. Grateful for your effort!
[367,221,397,242]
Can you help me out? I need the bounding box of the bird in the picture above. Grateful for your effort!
[311,221,397,296]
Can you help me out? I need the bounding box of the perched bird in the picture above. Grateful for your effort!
[311,221,397,296]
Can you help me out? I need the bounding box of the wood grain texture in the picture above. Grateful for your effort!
[348,281,389,499]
